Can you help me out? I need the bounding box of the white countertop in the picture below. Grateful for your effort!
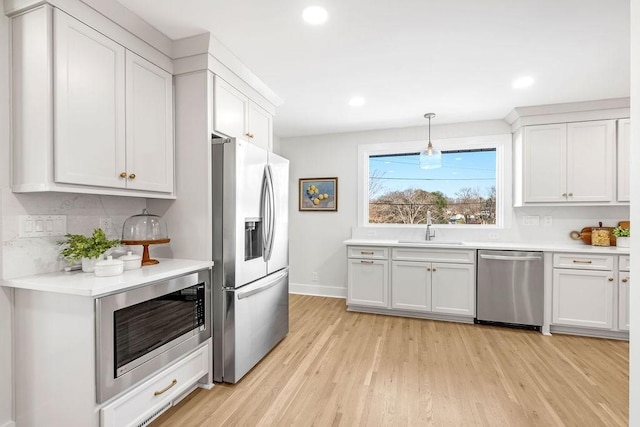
[1,259,214,297]
[343,239,631,255]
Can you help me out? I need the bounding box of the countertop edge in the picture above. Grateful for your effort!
[343,239,631,255]
[1,259,214,297]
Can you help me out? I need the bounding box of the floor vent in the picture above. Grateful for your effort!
[136,401,172,427]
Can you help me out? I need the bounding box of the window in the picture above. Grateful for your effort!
[358,135,511,228]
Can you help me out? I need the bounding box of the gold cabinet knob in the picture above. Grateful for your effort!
[129,173,136,179]
[120,172,127,178]
[568,193,573,197]
[608,277,614,282]
[622,278,628,283]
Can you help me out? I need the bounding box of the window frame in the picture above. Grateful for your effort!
[357,134,512,229]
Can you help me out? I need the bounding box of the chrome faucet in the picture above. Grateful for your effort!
[425,210,435,241]
[425,224,435,241]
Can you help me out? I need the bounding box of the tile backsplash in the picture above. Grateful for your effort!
[1,189,146,279]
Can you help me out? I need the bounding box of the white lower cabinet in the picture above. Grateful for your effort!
[347,257,389,308]
[101,343,209,427]
[347,245,475,321]
[618,256,631,331]
[552,268,614,329]
[431,262,475,316]
[391,261,430,311]
[551,253,630,335]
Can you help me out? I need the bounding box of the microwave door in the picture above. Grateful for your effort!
[229,141,268,287]
[266,152,289,274]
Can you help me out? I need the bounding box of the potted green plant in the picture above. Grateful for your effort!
[612,225,630,248]
[58,228,120,272]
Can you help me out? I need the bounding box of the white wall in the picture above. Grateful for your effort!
[629,0,639,423]
[280,120,630,297]
[0,11,13,427]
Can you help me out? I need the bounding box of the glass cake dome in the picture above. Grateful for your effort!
[121,209,170,265]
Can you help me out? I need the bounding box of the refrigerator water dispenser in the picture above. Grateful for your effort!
[244,218,263,260]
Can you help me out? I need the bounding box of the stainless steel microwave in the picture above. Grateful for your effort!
[95,269,211,403]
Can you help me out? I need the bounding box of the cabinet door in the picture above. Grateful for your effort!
[213,77,247,139]
[617,119,630,202]
[125,51,174,193]
[248,102,273,151]
[347,259,389,308]
[566,120,615,202]
[523,124,567,203]
[552,269,614,329]
[53,10,126,188]
[431,263,476,316]
[618,273,630,331]
[391,261,430,312]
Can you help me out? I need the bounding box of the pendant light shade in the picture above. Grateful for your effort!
[419,113,441,169]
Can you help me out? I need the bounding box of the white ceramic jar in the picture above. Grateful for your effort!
[119,251,142,270]
[94,256,124,277]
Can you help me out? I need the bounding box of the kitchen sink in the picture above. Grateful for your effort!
[397,240,464,245]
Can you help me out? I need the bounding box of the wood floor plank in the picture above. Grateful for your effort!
[152,295,628,427]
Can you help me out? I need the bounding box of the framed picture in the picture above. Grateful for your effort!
[299,177,338,211]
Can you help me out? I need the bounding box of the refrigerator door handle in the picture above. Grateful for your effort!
[260,167,270,260]
[265,164,276,261]
[237,269,288,300]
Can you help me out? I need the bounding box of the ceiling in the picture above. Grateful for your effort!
[114,0,630,139]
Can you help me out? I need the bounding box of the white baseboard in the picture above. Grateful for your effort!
[1,421,16,427]
[289,282,346,299]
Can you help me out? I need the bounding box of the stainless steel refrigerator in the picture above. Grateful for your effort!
[211,134,289,383]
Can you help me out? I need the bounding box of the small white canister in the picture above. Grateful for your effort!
[94,256,124,277]
[119,251,142,270]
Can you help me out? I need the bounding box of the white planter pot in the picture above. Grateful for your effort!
[616,237,630,248]
[81,255,104,273]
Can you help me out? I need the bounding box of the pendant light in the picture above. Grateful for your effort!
[419,113,441,169]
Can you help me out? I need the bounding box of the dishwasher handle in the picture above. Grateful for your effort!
[480,254,542,262]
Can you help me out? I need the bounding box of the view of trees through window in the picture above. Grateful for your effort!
[369,149,497,225]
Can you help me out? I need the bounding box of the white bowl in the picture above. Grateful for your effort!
[119,251,142,270]
[94,256,124,277]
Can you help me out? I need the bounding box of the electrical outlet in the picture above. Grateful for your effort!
[312,272,318,282]
[99,217,113,234]
[489,233,499,240]
[367,229,376,237]
[543,216,552,226]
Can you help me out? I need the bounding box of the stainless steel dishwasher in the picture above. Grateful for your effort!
[476,250,544,330]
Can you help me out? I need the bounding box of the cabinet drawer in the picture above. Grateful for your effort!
[392,248,475,264]
[101,344,209,427]
[348,246,389,259]
[619,256,631,272]
[553,253,614,270]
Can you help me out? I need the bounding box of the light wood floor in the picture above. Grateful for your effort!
[153,294,628,426]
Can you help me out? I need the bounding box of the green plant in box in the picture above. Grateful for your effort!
[612,226,630,238]
[57,228,120,263]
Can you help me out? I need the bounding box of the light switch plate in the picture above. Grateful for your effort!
[19,215,67,238]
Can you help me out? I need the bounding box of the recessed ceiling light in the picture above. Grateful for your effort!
[513,76,534,89]
[302,6,328,25]
[349,96,365,107]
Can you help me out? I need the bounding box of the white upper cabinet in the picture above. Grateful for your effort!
[125,51,174,193]
[10,6,175,198]
[54,10,127,189]
[521,120,615,204]
[617,119,630,202]
[213,77,273,151]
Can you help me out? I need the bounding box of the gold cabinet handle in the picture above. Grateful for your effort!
[154,379,177,396]
[249,133,255,139]
[622,278,628,283]
[572,260,592,264]
[562,193,567,197]
[568,193,573,197]
[129,173,136,179]
[360,260,374,264]
[608,277,614,282]
[361,251,374,255]
[119,172,127,178]
[245,132,254,139]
